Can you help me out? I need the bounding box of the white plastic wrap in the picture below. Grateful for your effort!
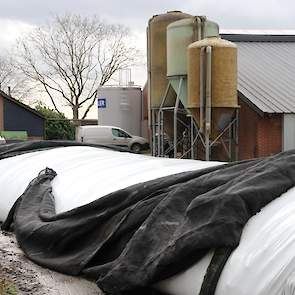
[0,146,221,294]
[0,146,221,222]
[156,187,295,295]
[2,146,295,295]
[214,186,295,295]
[154,251,214,295]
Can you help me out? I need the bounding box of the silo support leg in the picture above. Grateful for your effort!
[157,84,171,157]
[174,78,183,158]
[151,109,156,156]
[190,116,194,159]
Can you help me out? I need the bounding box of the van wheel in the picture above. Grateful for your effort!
[131,143,142,153]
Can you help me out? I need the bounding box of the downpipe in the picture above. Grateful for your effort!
[205,46,212,161]
[200,47,206,133]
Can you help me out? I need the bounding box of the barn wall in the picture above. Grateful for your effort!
[3,98,44,137]
[238,100,282,160]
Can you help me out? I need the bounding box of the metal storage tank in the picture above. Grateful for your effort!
[147,11,191,109]
[167,17,219,77]
[166,17,219,107]
[97,86,142,136]
[187,37,238,137]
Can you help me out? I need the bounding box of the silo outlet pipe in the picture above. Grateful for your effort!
[193,16,202,41]
[199,47,206,133]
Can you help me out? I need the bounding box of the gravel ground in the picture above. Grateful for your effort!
[0,230,102,295]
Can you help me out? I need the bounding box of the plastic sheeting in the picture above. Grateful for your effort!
[155,185,295,295]
[0,146,221,222]
[215,186,295,295]
[2,145,295,295]
[154,251,214,295]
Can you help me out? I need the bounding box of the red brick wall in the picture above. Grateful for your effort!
[256,114,282,157]
[238,99,282,160]
[239,100,259,159]
[0,95,3,131]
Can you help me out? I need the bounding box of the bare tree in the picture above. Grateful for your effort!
[15,14,140,121]
[0,56,32,100]
[0,56,13,91]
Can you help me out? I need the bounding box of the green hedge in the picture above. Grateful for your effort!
[35,104,75,140]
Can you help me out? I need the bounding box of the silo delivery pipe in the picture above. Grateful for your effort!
[196,16,202,41]
[199,47,206,133]
[197,17,202,39]
[205,46,212,161]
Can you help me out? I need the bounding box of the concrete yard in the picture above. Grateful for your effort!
[0,230,101,295]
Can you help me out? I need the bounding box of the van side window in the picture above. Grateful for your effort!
[112,128,131,138]
[120,130,132,138]
[112,128,120,137]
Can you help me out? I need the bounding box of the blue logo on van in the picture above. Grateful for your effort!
[97,98,106,108]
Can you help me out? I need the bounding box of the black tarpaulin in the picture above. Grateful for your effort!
[0,140,129,160]
[2,143,295,294]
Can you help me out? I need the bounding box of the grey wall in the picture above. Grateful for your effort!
[283,114,295,151]
[97,87,142,136]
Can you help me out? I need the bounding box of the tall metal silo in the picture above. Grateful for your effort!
[166,17,219,107]
[147,11,192,109]
[97,86,142,136]
[155,16,219,158]
[187,37,239,160]
[147,11,192,155]
[148,13,239,161]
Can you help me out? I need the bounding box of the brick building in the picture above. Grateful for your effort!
[222,33,295,160]
[0,90,45,140]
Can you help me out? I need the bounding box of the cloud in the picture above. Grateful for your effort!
[183,0,295,29]
[0,0,294,30]
[0,0,295,94]
[0,19,35,53]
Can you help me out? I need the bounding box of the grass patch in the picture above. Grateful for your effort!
[0,279,17,295]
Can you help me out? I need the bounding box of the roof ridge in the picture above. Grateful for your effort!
[0,90,45,119]
[221,34,295,42]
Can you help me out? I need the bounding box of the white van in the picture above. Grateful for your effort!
[0,136,6,145]
[76,125,149,153]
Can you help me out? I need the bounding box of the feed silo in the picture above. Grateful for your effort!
[147,11,192,109]
[147,11,192,155]
[187,37,238,160]
[148,13,239,161]
[156,16,219,158]
[97,86,142,136]
[187,37,238,137]
[166,17,219,107]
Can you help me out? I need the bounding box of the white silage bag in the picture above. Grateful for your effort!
[0,146,221,222]
[2,146,295,295]
[155,187,295,295]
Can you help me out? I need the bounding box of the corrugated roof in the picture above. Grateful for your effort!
[221,29,295,36]
[222,34,295,113]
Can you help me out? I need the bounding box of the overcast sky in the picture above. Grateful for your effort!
[0,0,294,87]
